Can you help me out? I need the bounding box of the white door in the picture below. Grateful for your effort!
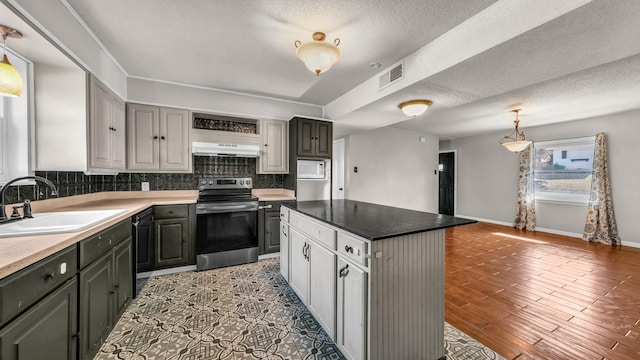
[337,258,367,360]
[288,228,309,304]
[332,138,345,199]
[308,241,336,340]
[279,222,289,281]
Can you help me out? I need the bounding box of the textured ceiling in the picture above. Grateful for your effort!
[62,0,640,139]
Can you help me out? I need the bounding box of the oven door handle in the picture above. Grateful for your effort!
[196,203,259,214]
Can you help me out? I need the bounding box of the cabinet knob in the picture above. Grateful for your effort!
[45,271,56,280]
[264,144,268,147]
[161,136,166,140]
[153,135,158,139]
[345,245,354,254]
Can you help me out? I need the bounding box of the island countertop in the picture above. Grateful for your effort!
[282,199,476,241]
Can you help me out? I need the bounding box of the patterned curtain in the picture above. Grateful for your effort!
[583,133,621,245]
[514,146,536,230]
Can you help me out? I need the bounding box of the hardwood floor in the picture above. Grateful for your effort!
[445,222,640,360]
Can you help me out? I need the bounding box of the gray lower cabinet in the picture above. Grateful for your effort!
[79,219,132,360]
[153,205,195,269]
[259,202,282,255]
[0,277,78,360]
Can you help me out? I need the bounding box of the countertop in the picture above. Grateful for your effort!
[0,187,296,279]
[282,199,476,241]
[0,191,198,279]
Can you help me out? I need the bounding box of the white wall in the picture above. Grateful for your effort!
[345,126,439,213]
[440,108,640,247]
[127,77,322,121]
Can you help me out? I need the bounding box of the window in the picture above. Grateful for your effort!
[533,136,595,204]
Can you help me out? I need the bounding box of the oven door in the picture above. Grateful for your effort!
[195,201,259,270]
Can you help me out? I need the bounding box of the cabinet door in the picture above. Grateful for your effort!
[0,278,78,360]
[155,218,190,269]
[280,222,289,281]
[308,241,336,339]
[80,252,113,360]
[159,107,190,171]
[297,118,316,157]
[113,238,132,320]
[289,228,309,304]
[264,209,281,254]
[337,258,367,360]
[127,103,160,171]
[90,78,113,169]
[315,120,333,158]
[111,96,126,169]
[260,119,288,173]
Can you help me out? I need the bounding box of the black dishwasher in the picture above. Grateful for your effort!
[132,207,154,298]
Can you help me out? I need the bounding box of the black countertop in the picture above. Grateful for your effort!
[282,200,476,241]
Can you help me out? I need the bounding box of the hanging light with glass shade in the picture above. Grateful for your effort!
[295,32,341,76]
[500,109,532,152]
[0,25,23,98]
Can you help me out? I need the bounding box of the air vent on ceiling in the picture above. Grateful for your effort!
[378,61,404,90]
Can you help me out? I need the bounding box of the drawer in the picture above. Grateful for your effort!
[0,245,77,326]
[338,232,368,267]
[79,220,130,268]
[289,212,336,250]
[154,205,188,219]
[280,207,289,222]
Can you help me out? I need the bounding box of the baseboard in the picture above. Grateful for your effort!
[258,252,280,260]
[534,227,582,238]
[455,214,512,227]
[137,265,197,279]
[621,240,640,249]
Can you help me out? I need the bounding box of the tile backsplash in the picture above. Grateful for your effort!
[3,157,283,203]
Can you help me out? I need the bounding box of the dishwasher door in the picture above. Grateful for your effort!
[132,207,154,297]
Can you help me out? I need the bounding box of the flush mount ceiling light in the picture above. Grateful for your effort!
[399,99,432,117]
[500,109,532,152]
[295,32,341,76]
[0,25,23,98]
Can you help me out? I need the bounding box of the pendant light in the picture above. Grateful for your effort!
[500,109,532,152]
[399,99,433,117]
[0,25,23,98]
[295,32,341,76]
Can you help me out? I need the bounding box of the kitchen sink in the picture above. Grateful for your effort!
[0,209,128,238]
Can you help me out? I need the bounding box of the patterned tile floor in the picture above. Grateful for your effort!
[96,258,504,360]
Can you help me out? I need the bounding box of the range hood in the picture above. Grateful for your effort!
[192,142,260,157]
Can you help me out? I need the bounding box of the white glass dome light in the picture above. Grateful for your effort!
[295,32,341,76]
[399,100,433,118]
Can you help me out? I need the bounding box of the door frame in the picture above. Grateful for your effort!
[438,150,457,216]
[332,138,346,199]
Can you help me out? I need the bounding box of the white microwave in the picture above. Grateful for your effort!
[297,160,326,179]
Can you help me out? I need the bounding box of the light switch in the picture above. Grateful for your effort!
[59,262,67,275]
[141,182,150,191]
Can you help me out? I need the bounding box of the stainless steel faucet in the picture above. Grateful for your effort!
[0,176,59,222]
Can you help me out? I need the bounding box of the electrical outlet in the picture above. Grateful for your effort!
[141,182,150,191]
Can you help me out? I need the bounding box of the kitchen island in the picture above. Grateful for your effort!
[279,200,476,360]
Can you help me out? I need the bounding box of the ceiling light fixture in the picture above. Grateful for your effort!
[295,32,341,76]
[399,99,432,117]
[0,25,23,98]
[500,109,532,152]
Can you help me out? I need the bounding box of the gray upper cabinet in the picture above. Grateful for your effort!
[258,119,289,173]
[127,103,190,172]
[89,76,126,171]
[293,117,332,159]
